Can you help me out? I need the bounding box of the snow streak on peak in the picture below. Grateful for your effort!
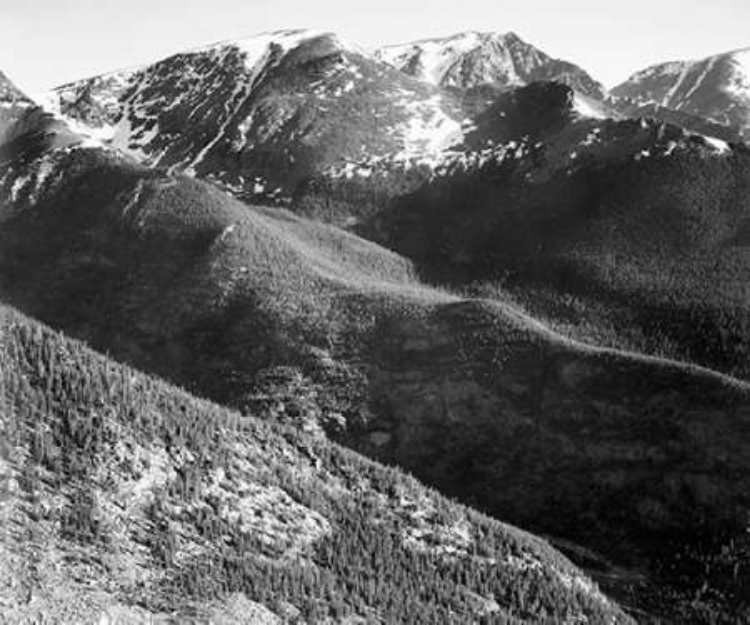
[376,31,540,88]
[375,31,606,99]
[35,30,468,201]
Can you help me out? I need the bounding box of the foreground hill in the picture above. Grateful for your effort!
[1,132,750,621]
[0,304,628,623]
[612,47,750,140]
[38,29,465,202]
[376,31,605,99]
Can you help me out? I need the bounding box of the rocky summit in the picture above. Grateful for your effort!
[376,31,606,98]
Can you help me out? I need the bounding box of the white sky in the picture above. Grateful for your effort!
[3,0,750,94]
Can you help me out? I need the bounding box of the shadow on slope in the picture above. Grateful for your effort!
[1,146,749,621]
[360,143,750,382]
[295,82,750,383]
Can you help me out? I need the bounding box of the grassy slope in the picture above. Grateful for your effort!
[0,303,627,624]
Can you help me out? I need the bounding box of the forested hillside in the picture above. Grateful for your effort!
[0,304,627,623]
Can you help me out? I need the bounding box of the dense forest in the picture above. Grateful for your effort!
[0,304,627,623]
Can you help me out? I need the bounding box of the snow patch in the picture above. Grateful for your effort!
[703,135,731,154]
[572,94,608,120]
[396,95,463,155]
[581,128,602,146]
[10,175,28,202]
[184,80,250,175]
[194,29,333,75]
[724,49,750,103]
[377,32,527,88]
[379,32,486,85]
[661,62,692,107]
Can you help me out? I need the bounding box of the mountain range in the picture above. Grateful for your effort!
[2,28,750,624]
[39,30,465,203]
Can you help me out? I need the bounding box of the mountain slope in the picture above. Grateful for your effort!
[0,76,83,214]
[608,97,743,142]
[313,96,750,384]
[294,81,731,226]
[377,32,605,98]
[1,124,750,621]
[0,72,28,102]
[613,48,750,139]
[359,138,750,379]
[1,303,629,623]
[39,30,465,202]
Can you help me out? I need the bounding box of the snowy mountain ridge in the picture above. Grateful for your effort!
[38,30,341,158]
[38,29,466,201]
[35,31,750,204]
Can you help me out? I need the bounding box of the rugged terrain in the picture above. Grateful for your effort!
[0,77,631,624]
[2,82,750,622]
[376,31,605,98]
[3,29,750,623]
[38,30,466,203]
[296,81,750,383]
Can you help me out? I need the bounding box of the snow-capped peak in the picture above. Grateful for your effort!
[376,31,542,88]
[36,30,466,201]
[191,29,346,68]
[376,31,606,98]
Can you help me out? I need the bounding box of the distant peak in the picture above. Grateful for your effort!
[700,45,750,62]
[382,30,526,50]
[628,45,750,76]
[48,29,352,94]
